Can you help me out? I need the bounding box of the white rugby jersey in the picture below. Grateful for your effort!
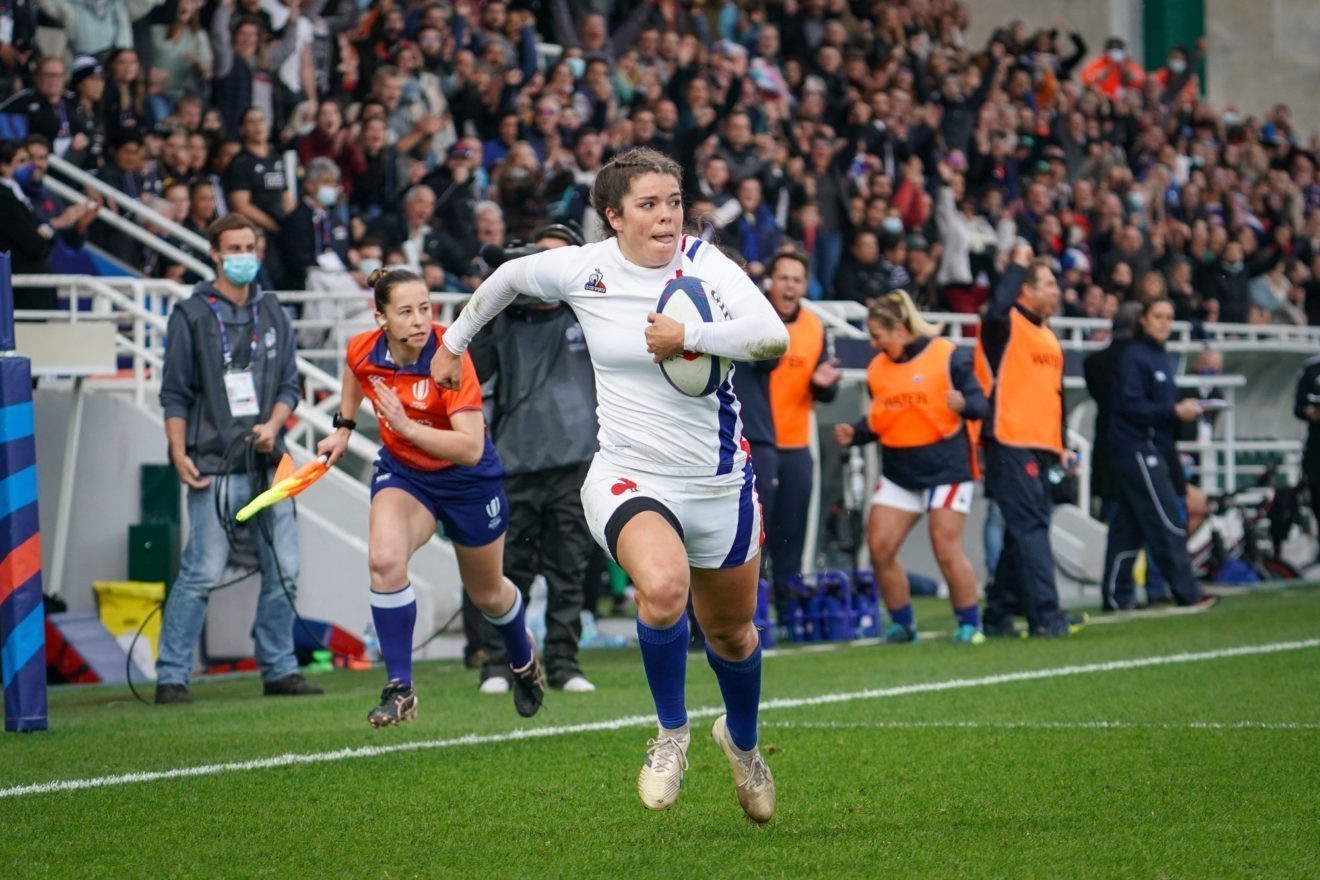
[444,235,789,476]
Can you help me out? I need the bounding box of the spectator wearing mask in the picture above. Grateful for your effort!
[19,134,98,254]
[1151,42,1202,109]
[0,139,58,308]
[1080,36,1145,101]
[154,213,322,704]
[279,156,350,289]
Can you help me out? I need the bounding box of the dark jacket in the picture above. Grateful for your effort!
[419,167,479,278]
[731,356,781,446]
[1083,339,1128,501]
[159,283,300,475]
[1201,261,1251,324]
[1295,354,1320,458]
[279,200,352,289]
[468,301,597,475]
[0,180,56,309]
[1108,334,1183,492]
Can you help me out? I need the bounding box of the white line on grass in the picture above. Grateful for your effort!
[764,720,1320,731]
[3,637,1316,800]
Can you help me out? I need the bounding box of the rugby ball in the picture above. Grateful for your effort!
[656,276,730,397]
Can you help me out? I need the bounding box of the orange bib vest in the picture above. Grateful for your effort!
[769,307,825,448]
[974,308,1063,452]
[866,337,962,446]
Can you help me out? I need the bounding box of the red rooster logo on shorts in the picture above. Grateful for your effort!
[611,478,639,495]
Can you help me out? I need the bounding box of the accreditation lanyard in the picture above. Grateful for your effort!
[312,212,330,252]
[209,295,261,417]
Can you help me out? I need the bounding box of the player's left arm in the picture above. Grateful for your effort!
[682,252,789,360]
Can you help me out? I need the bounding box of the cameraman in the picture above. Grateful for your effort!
[464,223,599,693]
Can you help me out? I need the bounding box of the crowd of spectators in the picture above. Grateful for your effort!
[2,0,1319,331]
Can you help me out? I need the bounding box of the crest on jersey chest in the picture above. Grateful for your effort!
[584,268,606,294]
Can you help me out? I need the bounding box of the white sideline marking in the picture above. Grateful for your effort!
[765,720,1320,731]
[2,638,1316,800]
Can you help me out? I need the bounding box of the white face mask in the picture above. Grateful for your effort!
[316,185,339,207]
[1168,58,1187,74]
[1107,49,1126,63]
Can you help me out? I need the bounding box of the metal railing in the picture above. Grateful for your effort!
[807,299,1320,354]
[39,174,216,282]
[46,153,212,258]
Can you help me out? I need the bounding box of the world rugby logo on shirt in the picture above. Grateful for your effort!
[584,269,606,293]
[413,379,430,402]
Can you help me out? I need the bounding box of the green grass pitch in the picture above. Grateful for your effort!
[2,586,1317,879]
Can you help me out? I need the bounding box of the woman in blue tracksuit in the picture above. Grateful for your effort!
[1100,298,1216,611]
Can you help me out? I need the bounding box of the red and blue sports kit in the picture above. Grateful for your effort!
[346,325,507,547]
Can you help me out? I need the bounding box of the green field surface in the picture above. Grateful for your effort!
[2,587,1318,879]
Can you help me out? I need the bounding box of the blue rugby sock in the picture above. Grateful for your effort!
[370,584,417,686]
[888,603,915,629]
[637,617,689,731]
[706,635,762,752]
[484,588,533,671]
[954,603,981,630]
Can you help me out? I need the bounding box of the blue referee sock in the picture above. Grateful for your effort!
[637,616,689,731]
[888,603,915,630]
[706,635,762,752]
[483,587,533,671]
[954,603,981,630]
[370,584,417,686]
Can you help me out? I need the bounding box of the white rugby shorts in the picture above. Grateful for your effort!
[870,478,975,515]
[580,455,762,570]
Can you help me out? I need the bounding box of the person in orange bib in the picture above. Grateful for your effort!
[317,268,544,727]
[764,252,841,619]
[833,291,988,644]
[974,245,1087,638]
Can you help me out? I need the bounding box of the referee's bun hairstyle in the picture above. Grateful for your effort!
[369,266,425,312]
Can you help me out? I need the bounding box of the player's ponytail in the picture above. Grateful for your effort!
[866,290,943,338]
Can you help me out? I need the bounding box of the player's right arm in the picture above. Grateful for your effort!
[435,248,578,389]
